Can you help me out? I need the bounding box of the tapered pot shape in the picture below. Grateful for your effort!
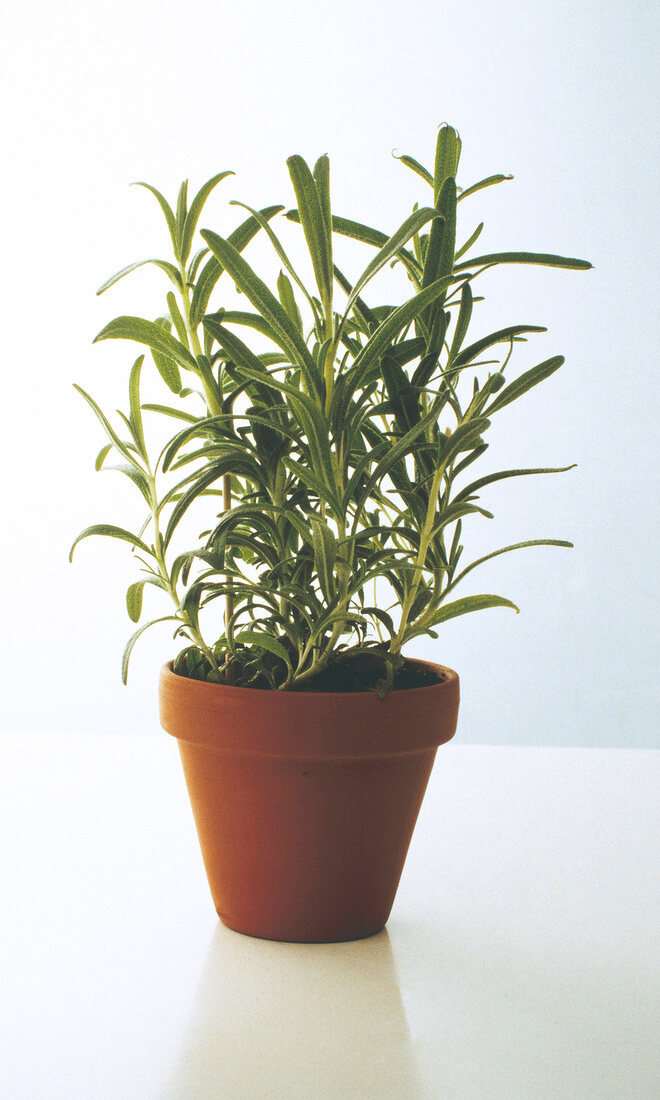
[159,659,459,943]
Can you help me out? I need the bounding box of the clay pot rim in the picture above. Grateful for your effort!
[159,657,460,760]
[162,656,458,701]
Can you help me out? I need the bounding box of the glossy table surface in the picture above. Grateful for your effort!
[1,733,657,1098]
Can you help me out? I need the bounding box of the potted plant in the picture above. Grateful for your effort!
[71,125,590,942]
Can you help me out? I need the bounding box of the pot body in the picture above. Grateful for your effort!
[159,660,459,943]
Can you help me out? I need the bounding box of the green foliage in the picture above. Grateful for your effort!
[71,126,591,689]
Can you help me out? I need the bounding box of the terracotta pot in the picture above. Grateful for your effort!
[159,659,459,943]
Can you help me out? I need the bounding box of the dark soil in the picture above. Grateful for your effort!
[289,651,446,694]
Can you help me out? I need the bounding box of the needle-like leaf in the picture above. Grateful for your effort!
[93,315,198,370]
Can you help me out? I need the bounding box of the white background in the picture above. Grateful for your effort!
[1,0,657,746]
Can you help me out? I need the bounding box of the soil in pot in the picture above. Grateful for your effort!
[289,650,447,693]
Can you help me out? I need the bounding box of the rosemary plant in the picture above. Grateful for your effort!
[71,125,591,694]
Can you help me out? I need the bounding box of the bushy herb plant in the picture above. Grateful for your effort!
[71,125,590,693]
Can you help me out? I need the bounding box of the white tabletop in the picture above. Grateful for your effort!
[1,733,656,1099]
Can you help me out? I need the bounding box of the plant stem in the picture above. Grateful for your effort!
[285,496,352,691]
[271,467,288,619]
[178,260,233,676]
[222,472,235,683]
[148,473,218,670]
[390,462,445,652]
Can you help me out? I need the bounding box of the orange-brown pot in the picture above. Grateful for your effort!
[159,659,459,943]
